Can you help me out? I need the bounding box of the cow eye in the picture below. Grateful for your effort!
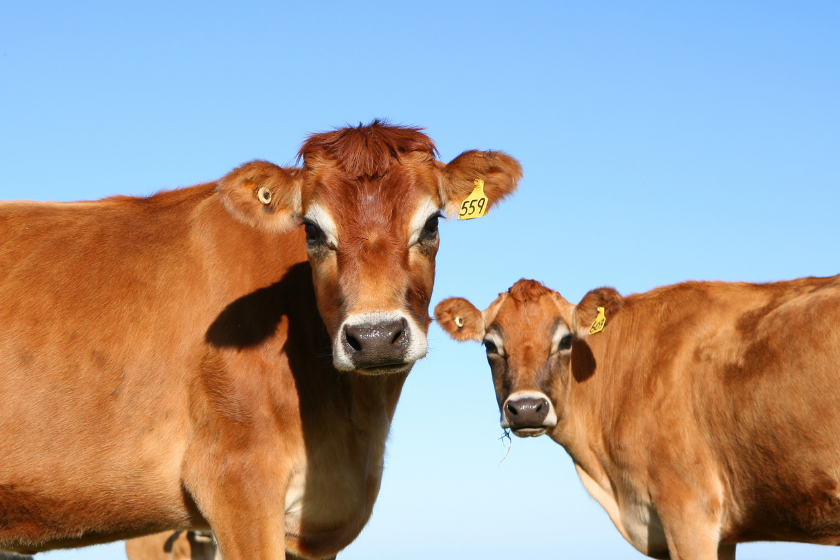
[302,221,324,246]
[420,214,440,241]
[558,334,573,351]
[484,340,498,355]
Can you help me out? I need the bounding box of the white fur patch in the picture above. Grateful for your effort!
[407,197,442,246]
[304,203,339,247]
[482,331,505,357]
[551,323,573,353]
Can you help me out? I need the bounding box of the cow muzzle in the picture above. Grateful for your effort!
[333,312,427,374]
[501,391,558,437]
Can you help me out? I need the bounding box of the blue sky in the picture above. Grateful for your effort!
[2,2,839,559]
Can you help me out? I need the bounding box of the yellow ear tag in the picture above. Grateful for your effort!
[589,306,606,335]
[458,179,489,220]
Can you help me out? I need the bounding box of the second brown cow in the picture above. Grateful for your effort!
[436,276,840,560]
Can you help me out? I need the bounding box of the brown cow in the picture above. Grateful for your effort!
[126,531,219,560]
[0,121,521,559]
[435,277,840,560]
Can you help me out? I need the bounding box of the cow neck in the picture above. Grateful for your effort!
[348,371,409,429]
[198,193,410,461]
[557,303,636,494]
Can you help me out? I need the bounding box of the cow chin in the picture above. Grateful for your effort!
[331,311,428,374]
[354,363,415,376]
[511,427,549,438]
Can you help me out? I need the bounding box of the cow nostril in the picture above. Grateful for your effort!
[536,401,544,412]
[391,328,404,345]
[346,332,362,352]
[506,403,518,416]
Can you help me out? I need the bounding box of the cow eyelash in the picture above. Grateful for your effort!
[419,213,442,242]
[557,334,574,352]
[483,339,504,358]
[301,220,330,249]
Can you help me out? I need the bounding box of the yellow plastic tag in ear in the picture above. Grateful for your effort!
[458,179,489,220]
[589,306,606,335]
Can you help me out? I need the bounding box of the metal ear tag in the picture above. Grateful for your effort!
[455,316,465,328]
[257,187,272,205]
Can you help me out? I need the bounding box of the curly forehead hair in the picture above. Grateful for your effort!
[298,119,438,179]
[507,279,553,303]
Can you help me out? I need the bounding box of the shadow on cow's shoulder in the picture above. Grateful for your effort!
[205,262,325,352]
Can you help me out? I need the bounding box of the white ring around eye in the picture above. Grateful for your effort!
[257,186,272,205]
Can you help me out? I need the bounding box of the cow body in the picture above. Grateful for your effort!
[0,122,521,559]
[436,276,840,559]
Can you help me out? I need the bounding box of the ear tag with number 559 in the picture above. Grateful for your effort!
[589,306,606,335]
[458,179,489,220]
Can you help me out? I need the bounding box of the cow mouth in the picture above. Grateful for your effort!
[512,427,548,438]
[355,362,412,375]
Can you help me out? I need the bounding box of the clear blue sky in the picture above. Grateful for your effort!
[2,2,839,559]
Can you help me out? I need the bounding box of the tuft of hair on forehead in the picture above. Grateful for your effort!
[298,119,438,179]
[507,279,554,303]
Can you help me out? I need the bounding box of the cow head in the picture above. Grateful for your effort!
[435,280,623,437]
[218,121,522,374]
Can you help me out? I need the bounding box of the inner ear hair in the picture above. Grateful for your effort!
[217,160,302,233]
[480,292,507,329]
[575,287,623,335]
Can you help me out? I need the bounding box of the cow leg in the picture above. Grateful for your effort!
[200,490,286,560]
[206,507,285,560]
[717,543,735,560]
[656,499,727,560]
[184,453,290,560]
[661,527,723,560]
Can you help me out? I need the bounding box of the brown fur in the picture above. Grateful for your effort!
[507,279,554,303]
[0,122,521,559]
[433,297,484,342]
[437,275,840,560]
[298,119,437,180]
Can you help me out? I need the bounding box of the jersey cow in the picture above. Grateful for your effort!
[0,121,522,559]
[436,277,840,560]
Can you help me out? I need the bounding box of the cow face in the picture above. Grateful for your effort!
[435,280,622,438]
[219,122,521,374]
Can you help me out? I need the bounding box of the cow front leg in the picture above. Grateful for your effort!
[657,505,730,560]
[201,477,288,560]
[184,455,291,560]
[717,543,735,560]
[654,489,729,560]
[206,498,286,560]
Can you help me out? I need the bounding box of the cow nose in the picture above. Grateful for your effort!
[504,396,550,429]
[343,319,410,369]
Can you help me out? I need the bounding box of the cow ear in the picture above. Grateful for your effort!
[573,287,623,338]
[218,160,302,233]
[434,297,485,342]
[437,150,522,218]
